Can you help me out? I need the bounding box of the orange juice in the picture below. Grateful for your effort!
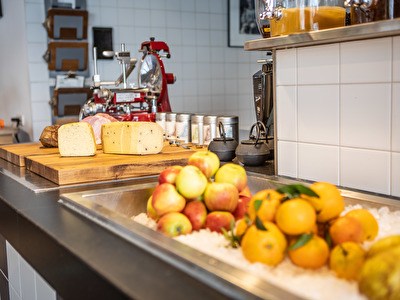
[270,6,346,36]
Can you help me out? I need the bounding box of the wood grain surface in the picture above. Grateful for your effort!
[0,143,60,166]
[25,143,201,185]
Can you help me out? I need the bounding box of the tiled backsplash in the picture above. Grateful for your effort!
[24,0,260,141]
[276,36,400,197]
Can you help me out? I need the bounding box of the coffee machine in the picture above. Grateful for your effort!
[252,52,274,156]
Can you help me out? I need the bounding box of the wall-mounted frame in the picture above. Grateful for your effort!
[0,0,3,18]
[93,27,113,60]
[228,0,260,47]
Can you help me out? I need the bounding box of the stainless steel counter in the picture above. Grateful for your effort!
[245,18,400,51]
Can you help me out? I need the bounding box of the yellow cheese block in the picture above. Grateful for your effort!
[58,122,96,157]
[102,122,164,155]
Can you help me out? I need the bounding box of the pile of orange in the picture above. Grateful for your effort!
[233,181,379,280]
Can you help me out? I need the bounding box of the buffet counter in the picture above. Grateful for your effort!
[0,157,276,300]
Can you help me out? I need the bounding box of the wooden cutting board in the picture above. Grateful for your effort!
[0,143,60,167]
[25,144,201,185]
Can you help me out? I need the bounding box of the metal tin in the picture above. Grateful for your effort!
[204,115,218,145]
[155,112,167,139]
[165,112,177,140]
[217,116,239,142]
[191,115,204,146]
[176,113,192,143]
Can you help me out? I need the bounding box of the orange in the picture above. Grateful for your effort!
[247,189,283,223]
[241,224,286,266]
[275,198,316,235]
[329,216,363,245]
[305,182,345,223]
[235,218,250,238]
[329,241,366,280]
[288,234,330,269]
[345,209,379,242]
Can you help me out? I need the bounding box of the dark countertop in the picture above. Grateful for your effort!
[0,158,275,300]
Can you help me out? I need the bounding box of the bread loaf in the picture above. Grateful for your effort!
[39,125,60,147]
[58,122,96,156]
[102,122,163,155]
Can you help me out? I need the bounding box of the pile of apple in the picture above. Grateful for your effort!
[147,151,251,237]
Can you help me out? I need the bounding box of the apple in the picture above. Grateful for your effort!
[204,182,239,212]
[232,195,251,220]
[214,163,247,192]
[157,212,193,237]
[182,200,208,231]
[175,165,208,199]
[205,211,235,233]
[239,185,252,198]
[188,151,220,178]
[146,195,158,220]
[158,165,183,185]
[152,183,186,216]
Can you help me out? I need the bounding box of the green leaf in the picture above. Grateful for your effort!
[276,184,319,199]
[255,216,267,231]
[253,199,263,212]
[325,231,333,248]
[288,233,313,251]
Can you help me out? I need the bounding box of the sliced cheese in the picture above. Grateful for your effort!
[58,122,96,157]
[102,122,163,155]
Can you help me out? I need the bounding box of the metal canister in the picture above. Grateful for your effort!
[165,112,177,140]
[176,113,192,143]
[155,112,167,140]
[204,115,218,145]
[217,116,239,141]
[191,114,204,146]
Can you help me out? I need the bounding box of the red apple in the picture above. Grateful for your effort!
[152,183,186,217]
[204,182,239,212]
[182,200,208,231]
[158,165,183,185]
[175,165,208,199]
[205,211,235,233]
[146,195,158,220]
[239,185,252,198]
[188,150,220,178]
[232,196,251,220]
[157,212,192,237]
[214,163,247,192]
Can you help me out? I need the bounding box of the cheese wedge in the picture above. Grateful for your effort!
[102,122,164,155]
[58,122,97,157]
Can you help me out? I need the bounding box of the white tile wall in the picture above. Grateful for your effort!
[21,0,259,141]
[276,36,400,197]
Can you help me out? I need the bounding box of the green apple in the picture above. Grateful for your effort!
[152,183,186,216]
[188,151,220,178]
[157,212,193,237]
[204,182,239,212]
[182,200,208,231]
[175,165,208,199]
[214,163,248,192]
[205,211,235,233]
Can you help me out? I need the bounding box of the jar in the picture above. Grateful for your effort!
[165,112,177,140]
[217,116,239,142]
[176,113,192,143]
[203,115,218,146]
[256,0,346,37]
[155,112,167,140]
[348,0,400,24]
[191,115,204,146]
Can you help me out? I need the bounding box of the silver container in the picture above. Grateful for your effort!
[176,113,192,143]
[155,112,167,140]
[204,115,218,145]
[165,112,177,140]
[191,115,204,146]
[217,116,239,142]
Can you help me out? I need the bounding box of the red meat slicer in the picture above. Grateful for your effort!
[79,37,175,122]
